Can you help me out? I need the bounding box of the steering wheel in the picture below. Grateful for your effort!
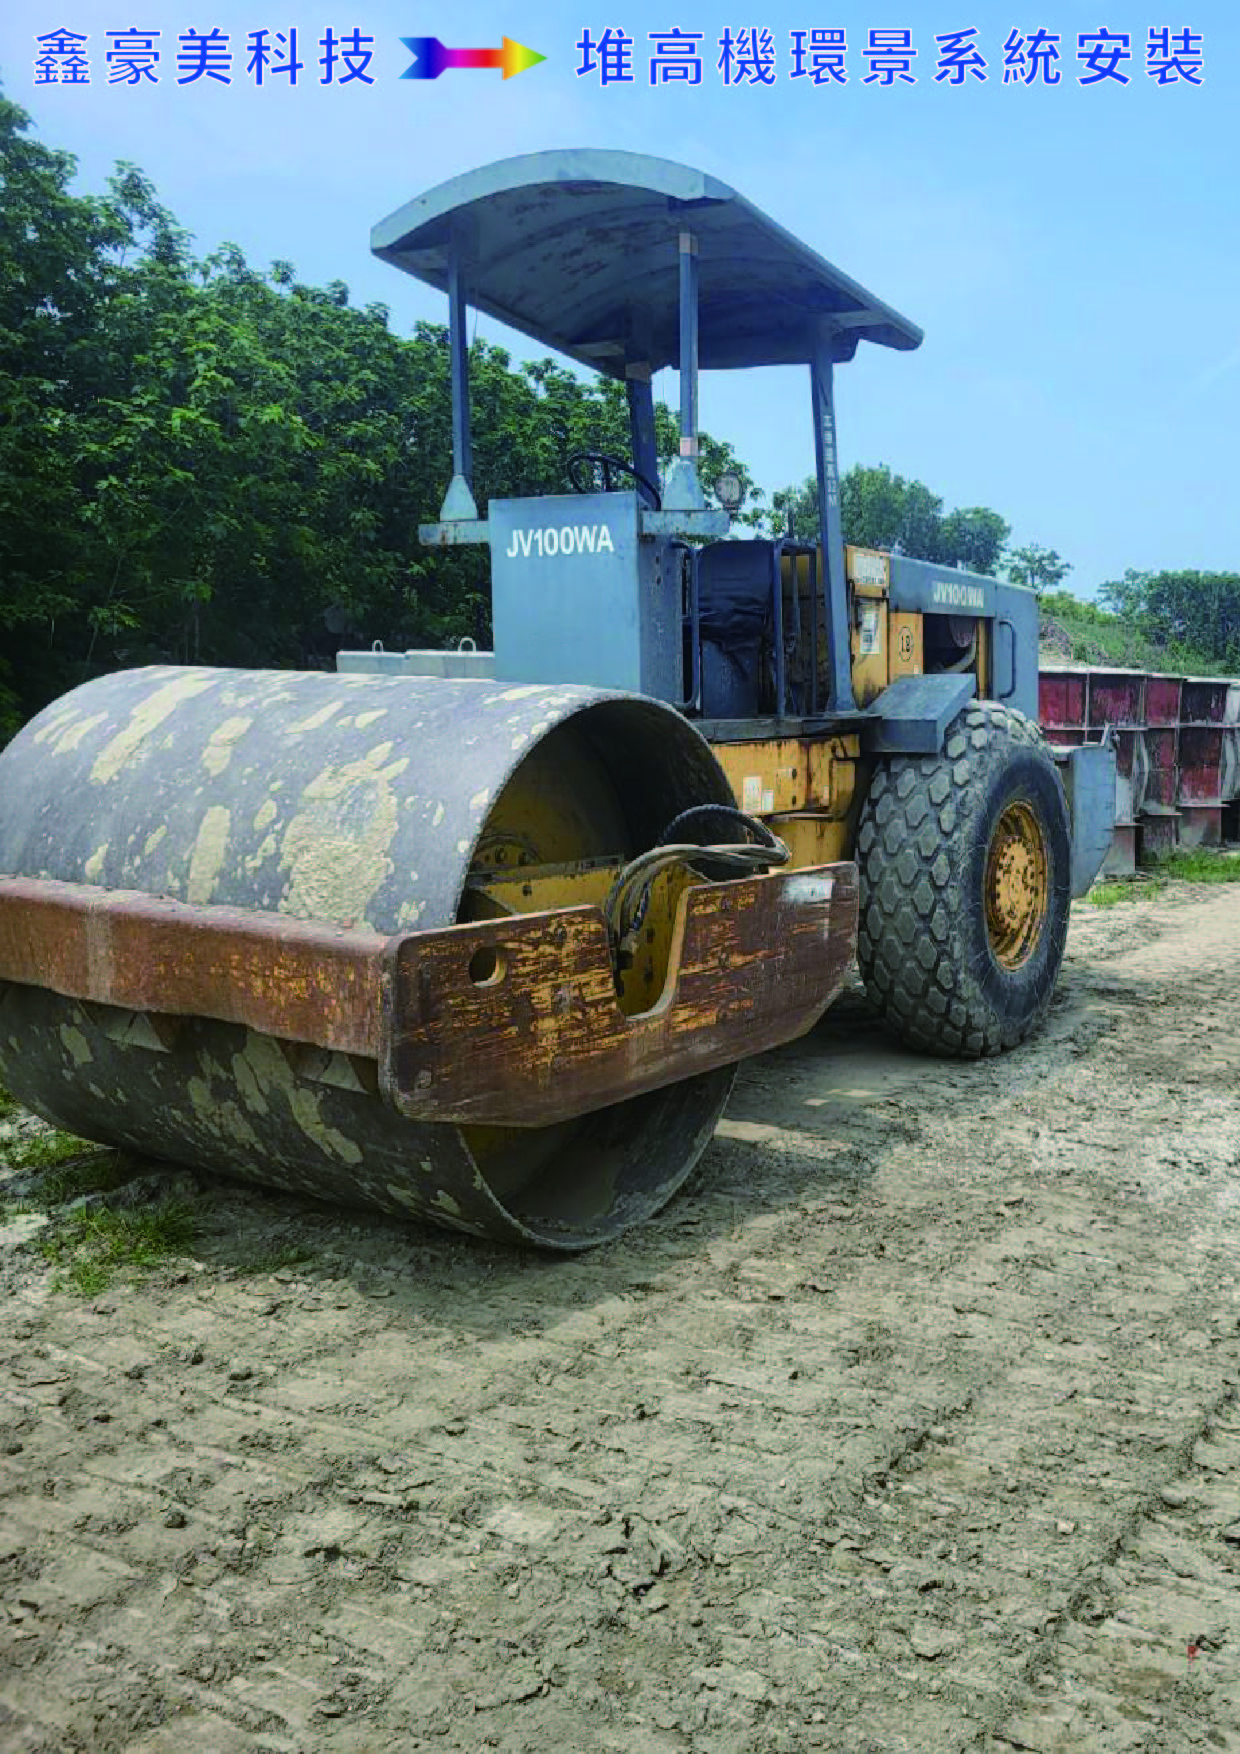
[566,450,662,511]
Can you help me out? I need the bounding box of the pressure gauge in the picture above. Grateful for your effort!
[715,470,744,513]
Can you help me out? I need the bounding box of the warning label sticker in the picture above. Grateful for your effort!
[858,604,882,656]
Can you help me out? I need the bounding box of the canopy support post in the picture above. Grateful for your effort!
[811,323,856,713]
[661,231,713,521]
[678,232,699,457]
[440,250,479,523]
[626,366,658,491]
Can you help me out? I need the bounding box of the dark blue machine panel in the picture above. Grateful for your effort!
[887,556,1040,723]
[489,491,681,700]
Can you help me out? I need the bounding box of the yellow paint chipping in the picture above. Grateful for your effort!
[232,1050,270,1116]
[278,756,401,925]
[289,699,344,734]
[90,673,215,785]
[243,832,278,873]
[188,1073,262,1151]
[32,707,80,746]
[187,805,231,904]
[290,1088,364,1164]
[51,712,108,756]
[238,1034,361,1163]
[202,715,254,777]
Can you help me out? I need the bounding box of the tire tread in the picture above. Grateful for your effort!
[856,702,1068,1059]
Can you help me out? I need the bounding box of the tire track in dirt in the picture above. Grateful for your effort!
[984,1383,1240,1752]
[683,903,1240,1749]
[1,888,1239,1752]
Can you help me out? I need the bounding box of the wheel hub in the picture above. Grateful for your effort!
[984,800,1050,971]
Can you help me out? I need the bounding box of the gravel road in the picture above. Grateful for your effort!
[3,884,1239,1753]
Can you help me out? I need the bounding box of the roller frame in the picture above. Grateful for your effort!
[0,864,858,1129]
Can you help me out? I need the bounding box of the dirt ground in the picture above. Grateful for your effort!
[3,884,1240,1754]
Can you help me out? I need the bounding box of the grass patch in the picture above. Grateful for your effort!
[2,1130,133,1206]
[37,1202,196,1295]
[7,1128,106,1173]
[1087,847,1240,906]
[1150,848,1240,884]
[38,1152,133,1206]
[1040,598,1228,677]
[1086,878,1167,907]
[0,1122,198,1293]
[0,1085,17,1121]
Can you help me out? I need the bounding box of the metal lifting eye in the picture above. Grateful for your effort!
[468,946,505,987]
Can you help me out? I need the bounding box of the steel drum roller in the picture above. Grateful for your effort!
[0,666,737,1247]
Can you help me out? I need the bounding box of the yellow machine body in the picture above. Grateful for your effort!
[705,546,987,865]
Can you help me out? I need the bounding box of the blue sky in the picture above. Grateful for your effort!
[3,1,1237,593]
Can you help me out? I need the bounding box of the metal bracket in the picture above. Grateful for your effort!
[0,877,385,1056]
[417,519,492,548]
[640,505,729,540]
[380,863,858,1125]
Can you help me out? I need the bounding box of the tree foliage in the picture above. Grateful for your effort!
[1099,569,1240,669]
[0,94,760,738]
[770,465,1010,576]
[6,92,1233,749]
[1005,543,1072,596]
[1040,585,1231,676]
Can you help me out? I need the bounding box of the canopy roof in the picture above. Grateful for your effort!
[372,149,922,378]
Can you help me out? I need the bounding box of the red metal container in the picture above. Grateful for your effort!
[1178,678,1232,846]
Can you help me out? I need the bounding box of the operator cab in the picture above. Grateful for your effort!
[367,150,1038,735]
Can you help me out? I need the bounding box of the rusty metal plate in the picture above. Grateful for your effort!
[381,863,859,1127]
[0,877,384,1058]
[0,864,859,1131]
[1038,670,1087,733]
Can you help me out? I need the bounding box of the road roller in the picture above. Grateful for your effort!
[0,151,1115,1248]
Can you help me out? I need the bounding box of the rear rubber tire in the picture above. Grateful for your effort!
[856,700,1071,1057]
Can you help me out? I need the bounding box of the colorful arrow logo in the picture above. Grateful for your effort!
[400,35,546,80]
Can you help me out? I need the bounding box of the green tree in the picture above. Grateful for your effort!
[0,95,132,733]
[838,464,939,554]
[0,93,767,735]
[770,477,819,543]
[936,506,1009,575]
[770,465,1009,574]
[1099,568,1240,668]
[1095,569,1148,623]
[1005,543,1071,595]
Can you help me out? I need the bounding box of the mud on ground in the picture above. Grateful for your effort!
[2,885,1240,1753]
